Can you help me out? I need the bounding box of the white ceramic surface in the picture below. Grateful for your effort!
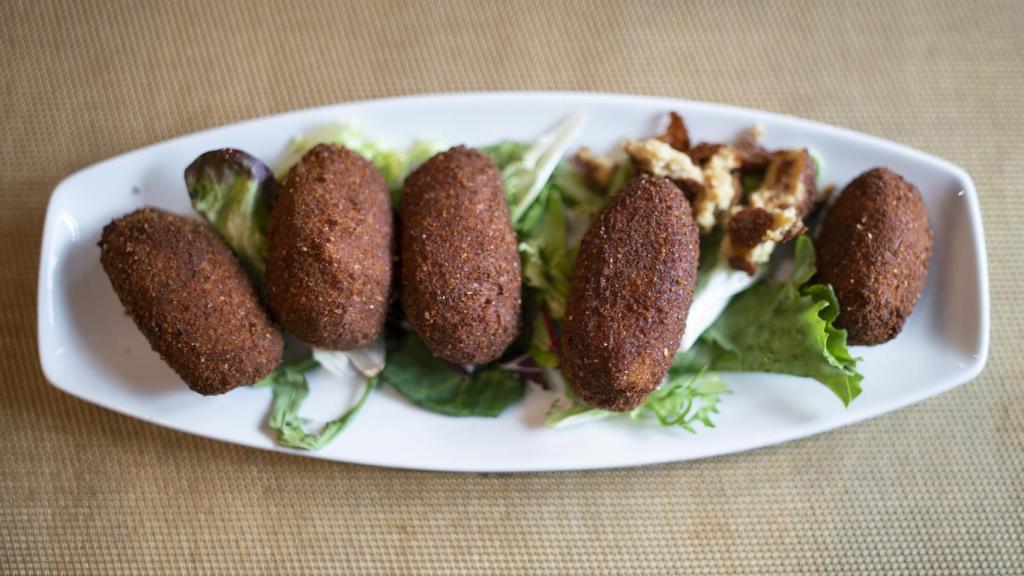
[37,92,989,472]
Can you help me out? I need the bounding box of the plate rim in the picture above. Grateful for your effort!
[35,91,991,472]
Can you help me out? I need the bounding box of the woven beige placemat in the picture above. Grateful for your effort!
[2,0,1021,573]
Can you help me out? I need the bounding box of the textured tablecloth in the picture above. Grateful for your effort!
[2,1,1021,573]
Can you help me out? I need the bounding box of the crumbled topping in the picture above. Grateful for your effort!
[693,146,740,233]
[574,147,617,191]
[686,142,723,165]
[741,123,764,144]
[722,149,817,274]
[732,123,771,170]
[625,138,704,184]
[627,136,743,235]
[723,206,800,274]
[751,148,815,214]
[589,113,825,275]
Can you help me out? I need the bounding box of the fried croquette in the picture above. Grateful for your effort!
[265,144,393,350]
[400,146,522,364]
[815,167,932,345]
[99,208,283,395]
[561,174,700,411]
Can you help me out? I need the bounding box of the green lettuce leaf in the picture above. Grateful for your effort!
[482,116,585,371]
[184,149,278,275]
[518,191,574,318]
[528,307,559,369]
[550,162,605,214]
[278,123,444,203]
[677,236,862,405]
[546,370,728,432]
[482,141,530,172]
[482,112,585,232]
[518,190,578,368]
[741,172,764,195]
[254,357,377,451]
[381,334,524,417]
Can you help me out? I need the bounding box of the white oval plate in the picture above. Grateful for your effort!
[37,92,989,472]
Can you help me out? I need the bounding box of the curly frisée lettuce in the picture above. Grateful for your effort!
[546,370,728,431]
[255,357,378,451]
[677,236,863,405]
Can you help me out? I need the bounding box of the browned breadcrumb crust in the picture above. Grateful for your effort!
[658,111,691,152]
[733,137,772,171]
[686,142,721,165]
[728,207,774,250]
[99,208,283,395]
[561,174,700,411]
[400,146,522,364]
[814,167,932,345]
[265,143,393,350]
